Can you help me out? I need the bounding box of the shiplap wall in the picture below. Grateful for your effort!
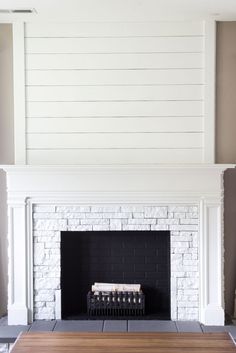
[25,22,205,164]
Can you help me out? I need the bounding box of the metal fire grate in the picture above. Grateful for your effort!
[87,291,145,316]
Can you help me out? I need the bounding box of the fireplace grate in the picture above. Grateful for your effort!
[87,291,145,316]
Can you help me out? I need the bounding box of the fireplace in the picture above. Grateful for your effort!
[33,203,198,321]
[60,230,170,319]
[1,164,229,325]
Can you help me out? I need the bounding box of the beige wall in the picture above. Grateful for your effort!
[0,24,14,317]
[224,169,236,318]
[216,22,236,318]
[216,22,236,163]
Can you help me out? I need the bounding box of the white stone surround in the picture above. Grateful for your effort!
[1,164,233,325]
[33,204,199,321]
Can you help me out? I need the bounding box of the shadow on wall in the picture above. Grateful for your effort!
[0,23,14,317]
[0,171,7,316]
[224,169,236,318]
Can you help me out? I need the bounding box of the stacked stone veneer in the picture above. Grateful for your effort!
[33,204,199,321]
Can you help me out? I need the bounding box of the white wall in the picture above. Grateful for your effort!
[0,24,14,317]
[24,21,207,165]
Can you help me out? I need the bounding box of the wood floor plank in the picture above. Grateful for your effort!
[15,332,231,338]
[10,348,236,353]
[11,332,236,353]
[14,338,234,347]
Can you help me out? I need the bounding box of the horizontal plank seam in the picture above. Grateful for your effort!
[26,115,204,118]
[25,51,204,55]
[26,68,204,71]
[26,131,204,134]
[25,51,203,55]
[26,99,204,102]
[25,35,205,39]
[25,84,205,87]
[26,147,203,150]
[26,116,204,119]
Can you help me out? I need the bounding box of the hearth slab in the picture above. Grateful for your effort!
[0,317,8,326]
[103,320,127,332]
[201,325,236,339]
[202,325,227,332]
[128,320,177,332]
[226,326,236,339]
[54,320,103,332]
[29,321,56,332]
[176,321,202,332]
[0,326,30,343]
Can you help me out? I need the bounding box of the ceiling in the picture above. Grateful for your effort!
[0,0,236,21]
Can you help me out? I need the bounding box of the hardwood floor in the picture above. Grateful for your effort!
[11,332,236,353]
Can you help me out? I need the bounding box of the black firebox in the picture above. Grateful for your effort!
[61,231,170,319]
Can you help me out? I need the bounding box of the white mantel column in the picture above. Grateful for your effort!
[200,198,224,325]
[7,197,31,325]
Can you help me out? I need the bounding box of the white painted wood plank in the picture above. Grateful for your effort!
[27,117,203,133]
[23,21,207,165]
[203,20,215,163]
[26,85,204,101]
[26,52,204,70]
[27,148,203,164]
[26,101,203,117]
[25,37,203,54]
[25,22,204,38]
[13,22,26,164]
[26,69,204,85]
[27,132,203,149]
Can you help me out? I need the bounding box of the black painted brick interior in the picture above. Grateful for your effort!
[61,231,170,319]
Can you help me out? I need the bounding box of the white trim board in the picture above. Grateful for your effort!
[12,21,26,164]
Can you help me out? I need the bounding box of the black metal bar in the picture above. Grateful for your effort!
[87,291,145,317]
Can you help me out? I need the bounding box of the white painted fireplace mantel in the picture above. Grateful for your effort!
[1,164,234,326]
